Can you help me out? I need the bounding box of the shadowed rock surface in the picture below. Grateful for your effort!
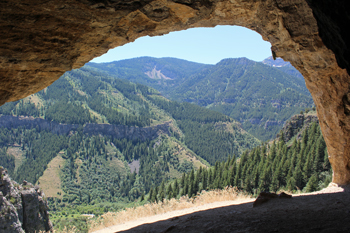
[109,186,350,233]
[0,115,171,140]
[0,167,52,233]
[0,0,350,184]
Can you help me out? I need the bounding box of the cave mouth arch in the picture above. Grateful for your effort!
[0,0,350,185]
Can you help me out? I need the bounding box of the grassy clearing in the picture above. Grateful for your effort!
[26,94,44,108]
[105,142,118,157]
[108,157,129,176]
[88,187,250,233]
[174,141,208,170]
[36,154,66,198]
[6,146,25,173]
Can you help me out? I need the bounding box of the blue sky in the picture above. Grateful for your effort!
[91,26,272,65]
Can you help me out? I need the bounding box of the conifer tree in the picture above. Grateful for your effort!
[305,173,318,192]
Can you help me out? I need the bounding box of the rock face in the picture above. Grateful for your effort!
[278,113,319,142]
[0,1,350,184]
[0,167,52,233]
[83,122,171,141]
[0,115,171,140]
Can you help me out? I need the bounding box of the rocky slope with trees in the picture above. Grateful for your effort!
[86,57,314,141]
[147,112,331,202]
[0,67,259,232]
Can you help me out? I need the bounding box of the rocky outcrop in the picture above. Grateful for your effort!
[0,1,349,184]
[0,115,78,135]
[0,167,52,233]
[278,114,319,142]
[264,120,283,129]
[0,115,171,141]
[84,122,171,140]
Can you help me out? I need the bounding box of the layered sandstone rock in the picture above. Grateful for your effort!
[0,0,349,184]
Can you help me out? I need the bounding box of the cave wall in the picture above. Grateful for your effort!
[1,0,350,184]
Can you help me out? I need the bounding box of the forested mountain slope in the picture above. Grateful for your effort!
[86,57,210,96]
[0,66,259,229]
[85,57,314,141]
[147,111,331,203]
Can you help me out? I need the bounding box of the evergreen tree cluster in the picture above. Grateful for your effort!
[0,124,195,212]
[45,101,92,124]
[0,100,40,117]
[149,96,230,123]
[0,148,15,177]
[0,68,153,127]
[148,122,331,202]
[149,95,259,164]
[0,127,67,184]
[0,68,259,169]
[50,133,198,211]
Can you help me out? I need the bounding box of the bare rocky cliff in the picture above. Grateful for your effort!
[0,115,171,141]
[0,167,52,233]
[278,113,319,142]
[0,0,350,184]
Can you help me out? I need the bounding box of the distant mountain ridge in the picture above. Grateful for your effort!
[86,56,313,141]
[262,56,291,67]
[86,57,210,95]
[262,56,304,79]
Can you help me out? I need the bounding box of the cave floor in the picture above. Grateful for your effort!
[93,184,350,233]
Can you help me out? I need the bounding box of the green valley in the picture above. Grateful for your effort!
[0,66,260,232]
[0,57,319,233]
[85,56,314,141]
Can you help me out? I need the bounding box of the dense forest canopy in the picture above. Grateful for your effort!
[148,122,331,203]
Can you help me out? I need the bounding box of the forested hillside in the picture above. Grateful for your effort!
[0,66,260,231]
[0,66,259,167]
[147,114,331,203]
[85,57,314,141]
[86,57,209,95]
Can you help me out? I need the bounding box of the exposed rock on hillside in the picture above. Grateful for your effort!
[84,122,171,141]
[0,115,171,141]
[0,167,52,233]
[278,113,319,142]
[0,115,79,135]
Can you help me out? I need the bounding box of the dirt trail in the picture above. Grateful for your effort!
[92,184,350,233]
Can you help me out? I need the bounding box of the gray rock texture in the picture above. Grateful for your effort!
[278,114,319,142]
[0,115,171,141]
[0,168,52,233]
